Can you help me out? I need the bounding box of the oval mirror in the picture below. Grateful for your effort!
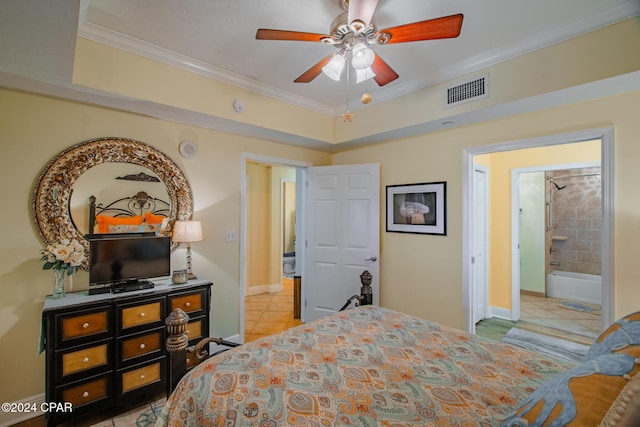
[33,137,193,269]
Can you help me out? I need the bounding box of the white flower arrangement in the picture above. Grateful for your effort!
[40,239,86,276]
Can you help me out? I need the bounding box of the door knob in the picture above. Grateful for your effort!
[365,256,378,262]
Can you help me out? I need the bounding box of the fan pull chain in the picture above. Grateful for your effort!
[361,68,372,104]
[343,55,353,122]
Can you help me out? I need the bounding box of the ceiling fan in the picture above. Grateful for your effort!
[256,0,463,87]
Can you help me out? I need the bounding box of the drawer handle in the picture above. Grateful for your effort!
[186,330,190,334]
[82,322,90,329]
[139,343,146,349]
[140,374,145,380]
[83,357,89,363]
[186,358,190,364]
[185,302,191,308]
[139,312,146,317]
[82,391,89,398]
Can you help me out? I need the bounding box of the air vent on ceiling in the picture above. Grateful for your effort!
[445,74,489,108]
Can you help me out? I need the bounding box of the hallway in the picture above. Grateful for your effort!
[244,277,302,342]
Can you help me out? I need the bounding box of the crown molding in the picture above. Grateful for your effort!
[77,22,336,116]
[78,1,639,117]
[337,1,640,112]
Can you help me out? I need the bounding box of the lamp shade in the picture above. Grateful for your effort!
[356,67,376,83]
[322,53,345,81]
[172,220,203,243]
[351,43,375,70]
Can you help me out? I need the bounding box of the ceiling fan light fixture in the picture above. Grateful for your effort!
[322,53,345,81]
[256,3,464,88]
[355,67,376,84]
[349,19,367,34]
[351,42,375,70]
[373,32,390,44]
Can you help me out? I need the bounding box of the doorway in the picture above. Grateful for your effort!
[512,163,602,339]
[240,154,310,343]
[463,127,614,335]
[241,159,381,342]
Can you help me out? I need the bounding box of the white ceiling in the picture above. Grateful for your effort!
[0,0,638,151]
[78,0,638,115]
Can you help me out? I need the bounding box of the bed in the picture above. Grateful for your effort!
[154,306,640,426]
[87,190,170,236]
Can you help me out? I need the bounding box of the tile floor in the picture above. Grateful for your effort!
[520,293,601,339]
[244,277,303,342]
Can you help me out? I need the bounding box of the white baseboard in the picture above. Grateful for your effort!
[0,393,45,427]
[488,306,512,320]
[245,283,282,296]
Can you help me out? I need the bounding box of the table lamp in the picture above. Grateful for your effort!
[172,220,203,280]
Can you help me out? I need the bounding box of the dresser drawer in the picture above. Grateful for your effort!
[185,317,206,343]
[117,297,165,333]
[117,357,166,400]
[59,373,112,408]
[119,328,164,367]
[169,288,208,315]
[58,341,112,379]
[55,306,112,348]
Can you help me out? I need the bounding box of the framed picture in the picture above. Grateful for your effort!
[386,182,447,235]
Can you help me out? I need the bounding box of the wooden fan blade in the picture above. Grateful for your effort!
[294,55,334,83]
[348,0,379,29]
[256,29,329,42]
[380,13,463,44]
[371,54,399,86]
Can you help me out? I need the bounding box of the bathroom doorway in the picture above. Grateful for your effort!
[464,127,614,336]
[514,162,602,340]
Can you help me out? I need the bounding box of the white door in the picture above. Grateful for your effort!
[472,166,488,324]
[305,164,380,322]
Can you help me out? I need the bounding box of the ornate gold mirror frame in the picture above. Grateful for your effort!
[33,137,193,269]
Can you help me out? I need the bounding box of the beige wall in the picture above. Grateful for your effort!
[0,87,331,404]
[475,141,601,309]
[333,90,640,329]
[246,162,270,288]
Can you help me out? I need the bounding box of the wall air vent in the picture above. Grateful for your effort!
[445,74,489,108]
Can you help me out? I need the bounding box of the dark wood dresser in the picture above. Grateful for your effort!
[41,279,212,426]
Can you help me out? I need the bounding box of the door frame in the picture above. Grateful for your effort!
[510,162,601,321]
[240,153,312,343]
[462,127,615,334]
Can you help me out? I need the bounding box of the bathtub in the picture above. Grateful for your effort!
[546,270,602,305]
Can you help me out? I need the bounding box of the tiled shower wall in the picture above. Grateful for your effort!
[545,167,601,275]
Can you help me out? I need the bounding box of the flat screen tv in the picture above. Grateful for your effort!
[89,235,171,286]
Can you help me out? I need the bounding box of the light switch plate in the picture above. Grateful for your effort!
[225,230,237,242]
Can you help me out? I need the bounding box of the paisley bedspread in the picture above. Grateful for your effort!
[155,306,574,427]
